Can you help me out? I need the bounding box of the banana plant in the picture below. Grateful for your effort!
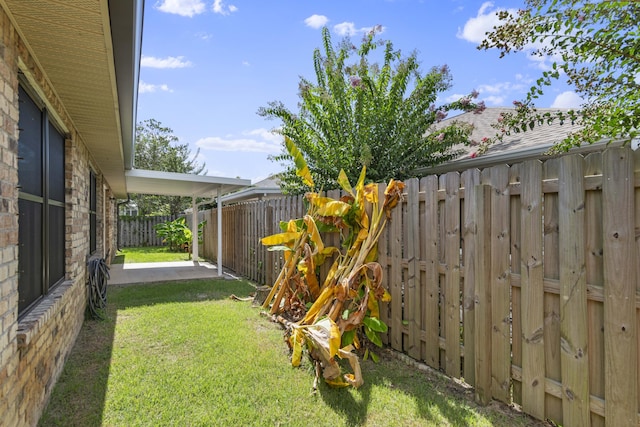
[261,136,404,388]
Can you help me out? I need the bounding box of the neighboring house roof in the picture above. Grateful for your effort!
[220,175,283,204]
[414,107,609,175]
[5,0,143,197]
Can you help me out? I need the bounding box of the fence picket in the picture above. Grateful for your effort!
[559,155,591,425]
[390,190,403,351]
[378,184,390,345]
[405,178,421,360]
[584,152,606,427]
[510,163,523,406]
[603,147,637,425]
[543,158,563,423]
[490,165,511,404]
[444,172,461,377]
[462,169,480,386]
[422,176,440,368]
[520,160,545,420]
[474,184,492,406]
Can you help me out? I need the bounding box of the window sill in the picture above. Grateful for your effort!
[17,280,74,349]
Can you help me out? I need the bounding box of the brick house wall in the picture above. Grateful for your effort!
[0,7,118,427]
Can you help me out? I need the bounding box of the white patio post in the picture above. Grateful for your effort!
[217,186,223,277]
[191,196,199,261]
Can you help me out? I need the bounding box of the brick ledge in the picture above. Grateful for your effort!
[17,280,75,349]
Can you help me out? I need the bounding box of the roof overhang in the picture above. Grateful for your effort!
[126,169,251,198]
[3,0,143,197]
[221,186,282,204]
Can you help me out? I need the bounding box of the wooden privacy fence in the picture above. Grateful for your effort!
[202,146,640,427]
[118,215,176,247]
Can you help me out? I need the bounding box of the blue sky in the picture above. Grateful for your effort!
[137,0,581,183]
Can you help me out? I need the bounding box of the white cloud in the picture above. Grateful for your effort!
[196,128,282,153]
[551,91,583,108]
[477,81,524,94]
[476,80,527,105]
[212,0,237,15]
[514,73,533,84]
[196,32,213,41]
[139,81,173,93]
[526,52,558,71]
[334,22,358,36]
[445,93,466,103]
[459,3,563,71]
[483,95,505,105]
[333,22,385,37]
[305,14,329,29]
[155,0,206,17]
[141,55,192,69]
[242,60,250,66]
[457,2,515,44]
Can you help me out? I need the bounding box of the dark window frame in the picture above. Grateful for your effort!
[17,84,66,318]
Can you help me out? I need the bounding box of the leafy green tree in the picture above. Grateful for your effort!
[133,119,206,216]
[479,0,639,152]
[259,26,484,194]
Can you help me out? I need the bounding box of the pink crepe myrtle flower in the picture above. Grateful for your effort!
[470,152,478,159]
[435,133,445,141]
[349,75,362,88]
[473,101,486,114]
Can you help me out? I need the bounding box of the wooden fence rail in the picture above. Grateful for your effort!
[201,146,640,427]
[118,215,176,247]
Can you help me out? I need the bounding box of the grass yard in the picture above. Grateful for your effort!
[112,246,202,264]
[39,279,547,427]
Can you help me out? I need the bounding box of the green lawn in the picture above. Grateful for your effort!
[112,246,202,264]
[39,280,546,427]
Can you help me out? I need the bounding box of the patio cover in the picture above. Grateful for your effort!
[125,169,251,276]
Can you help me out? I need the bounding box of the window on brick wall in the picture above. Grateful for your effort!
[89,171,97,254]
[17,85,66,317]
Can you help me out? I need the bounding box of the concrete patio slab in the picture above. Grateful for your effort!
[107,261,237,285]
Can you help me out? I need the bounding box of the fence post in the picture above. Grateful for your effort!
[474,184,492,406]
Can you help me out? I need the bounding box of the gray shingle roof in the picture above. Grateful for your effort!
[440,107,582,159]
[415,107,600,174]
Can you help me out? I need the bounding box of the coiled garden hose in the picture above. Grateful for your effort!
[87,257,110,319]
